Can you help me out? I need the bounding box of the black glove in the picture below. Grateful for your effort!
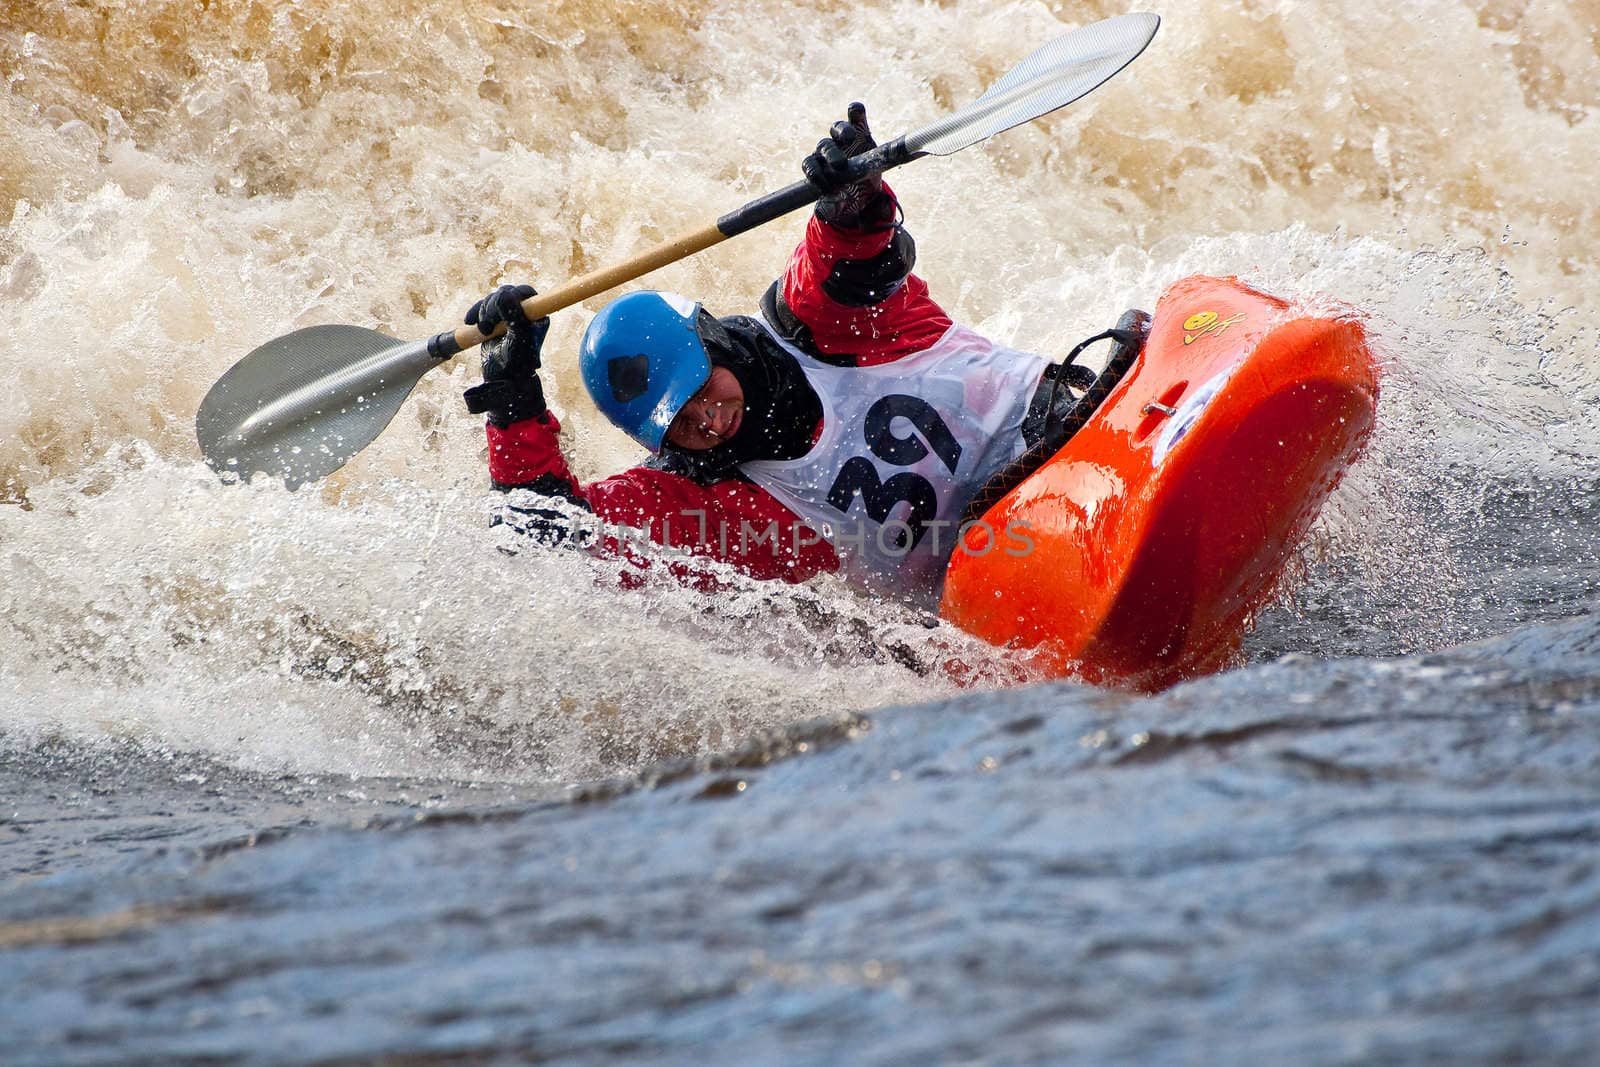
[462,284,550,428]
[801,102,895,231]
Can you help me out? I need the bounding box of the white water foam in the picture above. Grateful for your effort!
[4,0,1598,781]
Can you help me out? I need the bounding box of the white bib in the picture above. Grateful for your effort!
[742,323,1047,604]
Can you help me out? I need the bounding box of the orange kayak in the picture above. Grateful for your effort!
[941,274,1380,691]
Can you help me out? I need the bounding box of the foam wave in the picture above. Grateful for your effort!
[3,0,1597,780]
[1,451,1016,780]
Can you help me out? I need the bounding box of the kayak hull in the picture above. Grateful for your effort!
[940,275,1379,691]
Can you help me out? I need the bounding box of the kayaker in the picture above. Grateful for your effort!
[464,105,1088,604]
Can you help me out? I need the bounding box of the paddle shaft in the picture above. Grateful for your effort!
[425,139,917,359]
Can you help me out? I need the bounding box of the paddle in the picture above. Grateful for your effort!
[196,12,1160,489]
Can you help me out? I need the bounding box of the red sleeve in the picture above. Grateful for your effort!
[581,468,839,584]
[486,411,579,490]
[779,182,953,365]
[484,415,839,585]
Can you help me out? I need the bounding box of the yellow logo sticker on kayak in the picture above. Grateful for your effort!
[1183,310,1246,345]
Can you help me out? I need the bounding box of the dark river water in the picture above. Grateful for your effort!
[7,475,1600,1064]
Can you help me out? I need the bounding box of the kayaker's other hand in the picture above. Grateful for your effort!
[802,101,876,192]
[803,102,895,231]
[463,284,552,428]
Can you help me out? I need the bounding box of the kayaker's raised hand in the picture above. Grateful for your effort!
[462,284,552,428]
[803,101,876,191]
[802,102,895,231]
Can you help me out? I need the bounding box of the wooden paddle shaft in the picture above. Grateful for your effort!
[435,150,909,357]
[442,221,727,353]
[527,221,730,320]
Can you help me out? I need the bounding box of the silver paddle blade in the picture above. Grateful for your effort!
[906,12,1160,157]
[196,325,439,490]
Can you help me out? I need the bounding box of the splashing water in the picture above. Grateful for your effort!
[3,0,1599,784]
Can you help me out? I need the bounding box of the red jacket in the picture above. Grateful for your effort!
[484,185,951,584]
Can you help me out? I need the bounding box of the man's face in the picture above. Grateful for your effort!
[665,366,745,451]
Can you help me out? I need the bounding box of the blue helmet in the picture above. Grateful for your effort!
[579,291,712,453]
